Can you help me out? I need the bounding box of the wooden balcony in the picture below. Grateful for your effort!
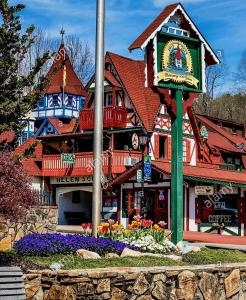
[42,151,142,177]
[79,106,127,130]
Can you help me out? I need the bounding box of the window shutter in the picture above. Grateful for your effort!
[154,135,159,159]
[186,139,191,163]
[167,136,172,160]
[195,198,201,224]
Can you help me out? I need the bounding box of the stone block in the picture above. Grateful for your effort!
[76,249,101,259]
[76,283,94,295]
[111,287,129,300]
[47,285,75,300]
[151,281,168,300]
[132,273,150,295]
[0,235,12,251]
[224,269,241,298]
[178,270,197,300]
[96,278,111,294]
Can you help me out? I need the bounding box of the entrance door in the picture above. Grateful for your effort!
[154,190,169,226]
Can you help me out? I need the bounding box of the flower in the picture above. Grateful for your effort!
[158,221,167,228]
[81,223,89,230]
[133,215,141,222]
[141,219,153,228]
[153,224,161,231]
[108,219,115,225]
[14,233,139,256]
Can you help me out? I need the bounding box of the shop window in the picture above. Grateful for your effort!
[200,194,238,224]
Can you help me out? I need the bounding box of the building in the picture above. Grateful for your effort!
[21,3,246,235]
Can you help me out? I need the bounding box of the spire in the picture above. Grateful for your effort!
[60,27,65,45]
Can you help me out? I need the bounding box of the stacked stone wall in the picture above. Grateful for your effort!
[24,263,246,299]
[0,206,58,248]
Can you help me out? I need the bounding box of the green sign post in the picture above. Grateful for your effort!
[61,153,76,164]
[171,89,183,244]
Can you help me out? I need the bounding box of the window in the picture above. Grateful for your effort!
[159,136,167,158]
[52,95,59,106]
[104,93,112,107]
[200,195,238,224]
[68,96,73,107]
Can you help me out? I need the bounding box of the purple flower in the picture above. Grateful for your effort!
[13,233,139,256]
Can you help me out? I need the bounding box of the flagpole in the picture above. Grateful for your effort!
[92,0,105,237]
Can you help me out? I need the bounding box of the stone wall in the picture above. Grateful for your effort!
[0,206,58,248]
[24,263,246,299]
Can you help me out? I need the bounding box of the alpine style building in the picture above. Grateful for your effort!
[10,3,246,236]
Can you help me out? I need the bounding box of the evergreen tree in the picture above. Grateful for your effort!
[0,0,50,141]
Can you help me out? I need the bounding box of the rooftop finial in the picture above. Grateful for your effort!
[60,27,65,44]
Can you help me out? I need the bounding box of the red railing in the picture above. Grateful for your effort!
[79,106,127,130]
[42,151,142,177]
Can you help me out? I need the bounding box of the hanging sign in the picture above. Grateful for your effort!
[144,155,152,182]
[131,133,139,150]
[159,190,165,201]
[136,169,142,183]
[195,186,214,196]
[61,153,75,164]
[158,40,199,88]
[156,33,202,92]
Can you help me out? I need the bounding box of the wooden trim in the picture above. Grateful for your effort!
[186,188,190,231]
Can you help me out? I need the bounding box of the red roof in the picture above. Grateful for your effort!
[48,117,77,134]
[104,70,121,88]
[108,160,246,187]
[197,115,246,152]
[129,3,179,51]
[153,160,246,185]
[22,158,42,177]
[45,43,87,96]
[107,52,160,131]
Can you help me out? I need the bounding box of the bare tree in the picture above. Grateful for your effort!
[65,35,94,85]
[235,50,246,92]
[206,63,228,99]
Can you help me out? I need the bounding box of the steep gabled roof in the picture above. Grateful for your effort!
[129,2,219,65]
[197,115,246,153]
[45,43,87,96]
[107,52,160,132]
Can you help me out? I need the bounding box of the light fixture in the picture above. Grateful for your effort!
[139,132,148,146]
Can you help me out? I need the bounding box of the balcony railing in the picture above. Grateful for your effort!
[42,151,141,177]
[79,106,127,130]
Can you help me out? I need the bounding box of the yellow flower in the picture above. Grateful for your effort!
[97,225,103,232]
[153,224,161,231]
[124,230,132,235]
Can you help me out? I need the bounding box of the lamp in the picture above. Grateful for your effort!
[139,132,148,147]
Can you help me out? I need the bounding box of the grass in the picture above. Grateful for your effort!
[183,248,246,265]
[29,254,185,269]
[3,248,246,270]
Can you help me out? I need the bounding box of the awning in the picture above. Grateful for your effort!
[153,161,246,188]
[108,160,246,189]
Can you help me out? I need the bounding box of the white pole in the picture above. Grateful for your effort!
[92,0,105,237]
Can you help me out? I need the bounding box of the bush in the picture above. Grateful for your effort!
[14,233,139,257]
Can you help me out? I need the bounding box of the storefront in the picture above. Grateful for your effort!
[194,185,246,236]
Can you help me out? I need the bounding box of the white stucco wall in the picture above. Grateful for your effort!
[189,187,198,232]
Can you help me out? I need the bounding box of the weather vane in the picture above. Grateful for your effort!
[60,27,65,43]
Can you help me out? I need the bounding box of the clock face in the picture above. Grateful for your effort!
[131,133,139,150]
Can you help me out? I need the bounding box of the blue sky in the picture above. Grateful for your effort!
[11,0,246,94]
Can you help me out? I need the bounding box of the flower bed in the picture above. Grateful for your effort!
[96,216,175,254]
[14,233,138,257]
